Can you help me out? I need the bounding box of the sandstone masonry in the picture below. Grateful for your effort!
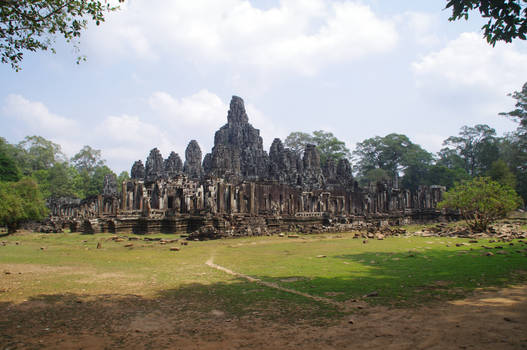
[49,96,448,238]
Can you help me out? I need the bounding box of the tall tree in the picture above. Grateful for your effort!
[71,145,105,173]
[0,177,48,233]
[499,82,527,202]
[500,82,527,128]
[311,130,351,165]
[446,0,527,45]
[71,146,113,197]
[1,0,124,70]
[34,162,82,198]
[284,131,350,165]
[15,135,65,174]
[353,133,433,187]
[82,165,114,197]
[284,132,313,157]
[0,144,20,182]
[424,164,470,189]
[441,124,499,176]
[116,170,129,193]
[487,159,517,189]
[400,146,435,191]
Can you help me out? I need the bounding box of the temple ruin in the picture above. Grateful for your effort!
[49,96,447,238]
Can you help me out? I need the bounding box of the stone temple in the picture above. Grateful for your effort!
[49,96,446,238]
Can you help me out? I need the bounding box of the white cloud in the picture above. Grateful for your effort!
[85,0,398,75]
[96,114,178,169]
[1,94,82,155]
[412,133,446,153]
[413,32,527,92]
[2,94,78,134]
[396,12,440,47]
[411,32,527,127]
[148,89,227,127]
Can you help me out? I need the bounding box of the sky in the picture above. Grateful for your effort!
[1,0,526,174]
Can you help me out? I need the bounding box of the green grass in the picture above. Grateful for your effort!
[216,234,527,306]
[1,231,526,320]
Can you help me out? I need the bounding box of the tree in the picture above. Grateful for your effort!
[400,146,435,191]
[0,146,20,181]
[15,135,65,174]
[363,168,390,184]
[487,159,517,189]
[78,165,114,197]
[71,145,104,172]
[424,164,470,189]
[0,177,48,233]
[284,130,350,165]
[116,170,129,193]
[34,162,82,198]
[500,82,527,128]
[438,177,523,232]
[311,130,351,165]
[353,133,433,187]
[441,124,499,176]
[499,82,527,202]
[70,145,110,197]
[446,0,527,45]
[284,132,313,157]
[1,0,124,71]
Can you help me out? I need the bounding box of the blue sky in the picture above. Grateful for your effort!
[1,0,526,174]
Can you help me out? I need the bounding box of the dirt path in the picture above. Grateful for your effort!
[205,256,343,308]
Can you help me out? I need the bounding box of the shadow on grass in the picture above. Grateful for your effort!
[0,278,345,349]
[243,241,527,307]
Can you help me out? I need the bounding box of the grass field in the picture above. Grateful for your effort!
[1,230,527,322]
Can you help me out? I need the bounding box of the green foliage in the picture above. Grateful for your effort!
[499,82,527,202]
[33,163,84,198]
[424,164,470,189]
[284,130,350,165]
[0,0,124,71]
[500,82,527,128]
[116,171,129,193]
[441,124,499,176]
[363,168,390,184]
[311,130,351,165]
[68,145,113,198]
[353,133,433,188]
[438,177,523,232]
[487,159,517,189]
[78,165,115,197]
[0,136,117,200]
[284,132,313,156]
[15,135,65,174]
[0,178,48,232]
[71,145,105,172]
[0,146,20,181]
[446,0,527,45]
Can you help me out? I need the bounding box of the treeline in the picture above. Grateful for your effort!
[286,83,526,203]
[0,136,129,200]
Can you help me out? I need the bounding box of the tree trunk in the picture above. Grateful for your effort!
[7,223,17,234]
